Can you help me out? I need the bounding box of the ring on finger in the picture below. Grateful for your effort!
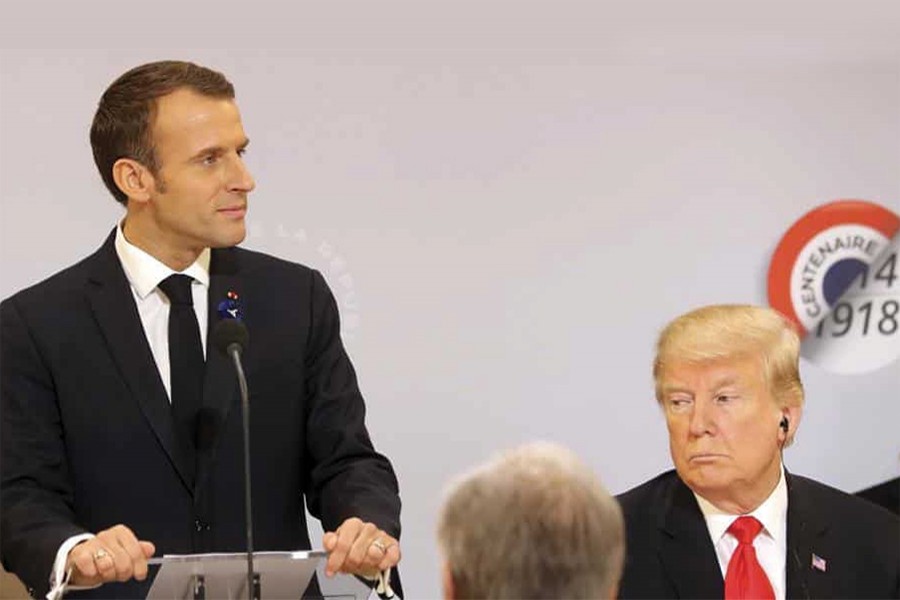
[93,548,111,562]
[371,538,387,553]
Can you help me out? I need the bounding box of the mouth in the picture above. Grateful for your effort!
[217,205,247,219]
[689,453,727,463]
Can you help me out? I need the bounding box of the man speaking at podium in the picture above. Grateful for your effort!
[617,305,899,599]
[1,61,401,598]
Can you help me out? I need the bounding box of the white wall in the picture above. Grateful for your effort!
[2,2,898,596]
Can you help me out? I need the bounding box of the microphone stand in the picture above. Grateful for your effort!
[228,343,257,600]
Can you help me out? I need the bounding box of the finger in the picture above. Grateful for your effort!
[104,538,134,582]
[322,531,338,552]
[68,543,100,585]
[90,544,117,582]
[378,542,401,572]
[134,541,157,581]
[325,518,363,577]
[342,522,379,574]
[95,532,129,583]
[114,529,151,581]
[98,525,141,582]
[140,541,156,558]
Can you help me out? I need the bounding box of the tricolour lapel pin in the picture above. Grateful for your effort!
[217,290,244,322]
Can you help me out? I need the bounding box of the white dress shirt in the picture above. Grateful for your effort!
[113,224,211,393]
[47,224,210,599]
[694,466,788,600]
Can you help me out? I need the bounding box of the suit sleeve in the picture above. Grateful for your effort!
[1,298,87,597]
[300,270,401,539]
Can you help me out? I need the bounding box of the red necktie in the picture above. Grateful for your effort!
[724,516,775,600]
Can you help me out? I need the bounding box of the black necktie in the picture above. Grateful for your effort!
[158,274,205,454]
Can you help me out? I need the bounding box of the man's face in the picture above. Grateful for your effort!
[659,356,792,510]
[143,88,255,256]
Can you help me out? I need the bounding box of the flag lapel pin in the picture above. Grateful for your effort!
[811,553,827,572]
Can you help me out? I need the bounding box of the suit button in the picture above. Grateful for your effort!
[194,519,212,532]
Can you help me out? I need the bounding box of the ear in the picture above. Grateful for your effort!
[441,560,455,600]
[111,158,154,204]
[779,404,803,444]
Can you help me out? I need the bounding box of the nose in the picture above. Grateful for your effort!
[688,399,715,437]
[228,154,256,193]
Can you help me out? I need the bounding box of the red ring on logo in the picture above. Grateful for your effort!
[767,199,899,334]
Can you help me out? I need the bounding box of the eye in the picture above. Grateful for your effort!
[201,154,219,166]
[667,397,692,412]
[237,147,248,158]
[715,394,734,404]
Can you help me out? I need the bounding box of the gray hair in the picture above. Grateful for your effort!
[436,442,625,599]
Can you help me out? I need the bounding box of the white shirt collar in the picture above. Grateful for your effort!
[694,465,788,546]
[114,222,211,297]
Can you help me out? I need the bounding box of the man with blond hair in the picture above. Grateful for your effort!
[437,442,625,599]
[617,304,899,599]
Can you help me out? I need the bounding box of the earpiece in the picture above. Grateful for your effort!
[779,416,789,433]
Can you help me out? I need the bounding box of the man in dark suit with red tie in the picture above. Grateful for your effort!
[617,304,899,599]
[1,61,402,598]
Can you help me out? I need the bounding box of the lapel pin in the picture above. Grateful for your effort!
[811,553,827,572]
[217,290,244,322]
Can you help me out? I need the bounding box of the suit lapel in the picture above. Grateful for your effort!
[85,232,194,492]
[194,247,242,491]
[785,473,829,600]
[658,477,724,599]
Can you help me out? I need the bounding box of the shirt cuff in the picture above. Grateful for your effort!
[47,533,96,600]
[360,568,395,599]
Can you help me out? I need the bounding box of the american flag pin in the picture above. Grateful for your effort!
[811,553,827,572]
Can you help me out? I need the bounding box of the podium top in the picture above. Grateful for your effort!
[147,550,327,566]
[147,550,339,599]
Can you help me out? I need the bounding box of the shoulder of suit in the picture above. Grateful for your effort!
[789,472,900,527]
[616,469,681,514]
[1,245,103,309]
[223,245,316,277]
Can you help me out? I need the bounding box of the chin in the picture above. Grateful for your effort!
[210,228,246,248]
[678,464,728,493]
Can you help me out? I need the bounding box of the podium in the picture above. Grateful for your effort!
[146,551,377,599]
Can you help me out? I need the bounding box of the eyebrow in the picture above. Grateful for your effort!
[660,385,693,397]
[660,376,742,396]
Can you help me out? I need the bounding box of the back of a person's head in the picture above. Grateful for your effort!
[437,442,624,599]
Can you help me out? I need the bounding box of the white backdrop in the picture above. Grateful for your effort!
[2,2,898,596]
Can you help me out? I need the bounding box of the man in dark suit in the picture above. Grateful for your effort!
[617,304,899,599]
[1,61,402,598]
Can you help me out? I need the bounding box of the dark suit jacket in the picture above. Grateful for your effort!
[0,231,401,598]
[617,469,900,599]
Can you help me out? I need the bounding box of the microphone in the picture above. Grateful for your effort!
[212,318,249,358]
[212,318,258,600]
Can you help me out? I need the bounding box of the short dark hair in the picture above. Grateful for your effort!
[90,60,235,205]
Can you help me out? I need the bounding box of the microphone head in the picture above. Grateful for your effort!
[212,318,249,356]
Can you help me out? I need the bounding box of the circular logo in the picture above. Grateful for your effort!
[768,200,899,374]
